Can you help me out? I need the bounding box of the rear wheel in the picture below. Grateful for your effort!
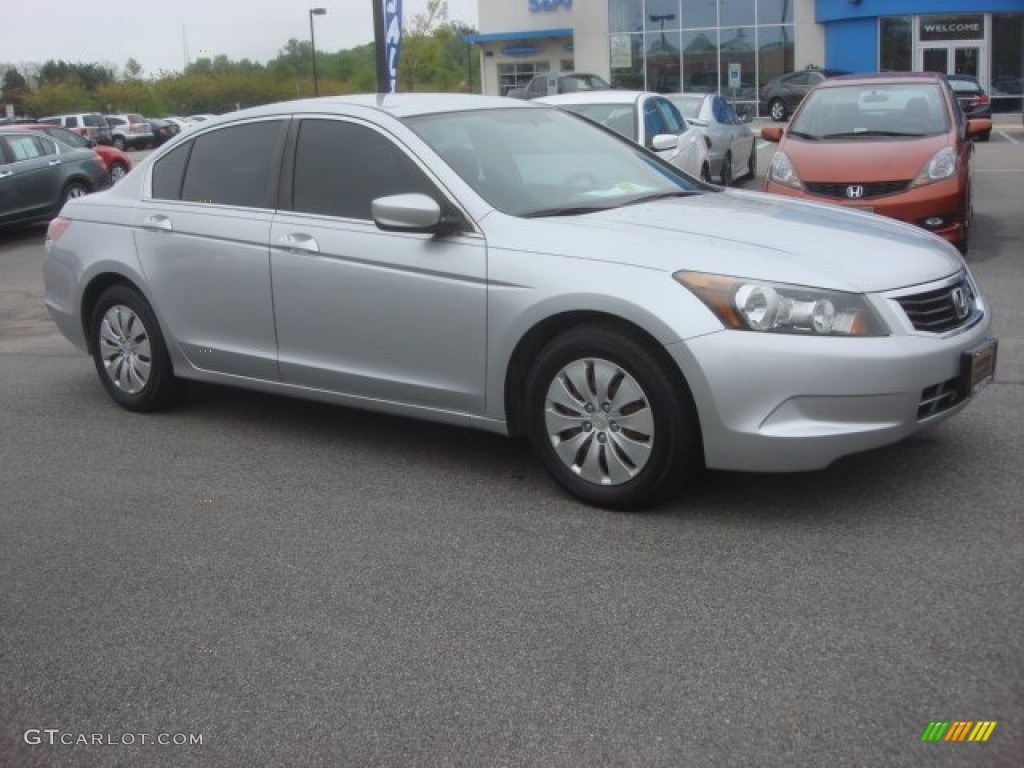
[90,284,185,411]
[61,181,90,206]
[112,136,126,151]
[720,152,733,186]
[524,325,701,510]
[769,98,787,122]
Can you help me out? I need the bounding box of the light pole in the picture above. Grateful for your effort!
[309,7,327,97]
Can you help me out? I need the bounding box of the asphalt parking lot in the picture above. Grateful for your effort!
[1,132,1022,767]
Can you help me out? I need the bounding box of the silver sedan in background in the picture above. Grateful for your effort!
[666,92,756,186]
[43,94,996,509]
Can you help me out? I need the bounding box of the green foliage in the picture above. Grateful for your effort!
[12,20,480,118]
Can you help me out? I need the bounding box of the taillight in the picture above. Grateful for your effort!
[46,217,71,246]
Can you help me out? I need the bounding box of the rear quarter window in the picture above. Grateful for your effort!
[178,121,285,208]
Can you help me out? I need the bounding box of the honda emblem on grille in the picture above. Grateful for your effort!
[845,185,865,199]
[951,286,969,320]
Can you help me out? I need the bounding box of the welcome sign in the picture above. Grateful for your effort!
[919,14,984,42]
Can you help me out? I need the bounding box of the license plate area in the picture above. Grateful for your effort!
[959,338,998,398]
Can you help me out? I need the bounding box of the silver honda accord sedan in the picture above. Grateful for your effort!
[43,93,998,509]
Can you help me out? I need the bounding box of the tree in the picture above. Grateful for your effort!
[2,68,30,114]
[399,0,448,91]
[124,58,143,80]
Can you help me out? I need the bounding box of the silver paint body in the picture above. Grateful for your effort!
[43,94,993,473]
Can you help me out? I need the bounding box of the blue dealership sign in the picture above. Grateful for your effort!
[529,0,572,12]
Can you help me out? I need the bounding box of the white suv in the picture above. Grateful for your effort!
[38,113,112,145]
[104,113,152,150]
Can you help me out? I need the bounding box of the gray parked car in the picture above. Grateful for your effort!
[665,93,756,185]
[42,94,997,509]
[1,129,110,229]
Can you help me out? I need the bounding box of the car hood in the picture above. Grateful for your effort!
[780,134,949,182]
[483,189,963,294]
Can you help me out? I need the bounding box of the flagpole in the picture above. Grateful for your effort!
[372,0,389,93]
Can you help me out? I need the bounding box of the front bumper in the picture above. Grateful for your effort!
[668,301,994,472]
[763,175,968,245]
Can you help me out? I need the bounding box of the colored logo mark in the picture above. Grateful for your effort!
[921,721,997,742]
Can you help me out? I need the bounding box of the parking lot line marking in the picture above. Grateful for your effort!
[995,131,1019,144]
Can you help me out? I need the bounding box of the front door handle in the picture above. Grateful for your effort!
[142,214,173,231]
[277,233,320,254]
[48,159,61,166]
[0,170,12,179]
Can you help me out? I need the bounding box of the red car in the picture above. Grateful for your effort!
[761,72,991,253]
[14,123,133,184]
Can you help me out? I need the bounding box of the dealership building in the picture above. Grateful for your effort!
[466,0,1024,113]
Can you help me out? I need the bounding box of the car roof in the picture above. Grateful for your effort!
[535,91,651,106]
[820,71,947,87]
[214,93,533,122]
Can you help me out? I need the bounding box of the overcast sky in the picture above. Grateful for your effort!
[4,0,479,77]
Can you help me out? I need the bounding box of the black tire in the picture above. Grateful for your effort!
[746,145,757,180]
[720,152,733,186]
[112,136,126,151]
[700,163,712,184]
[524,325,701,510]
[769,98,787,122]
[977,130,991,142]
[61,180,90,206]
[89,284,185,412]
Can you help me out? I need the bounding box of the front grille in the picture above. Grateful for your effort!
[803,180,910,199]
[918,376,961,420]
[895,276,976,333]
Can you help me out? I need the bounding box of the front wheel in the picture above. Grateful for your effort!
[524,325,701,510]
[109,162,129,184]
[90,284,185,411]
[769,98,787,122]
[746,145,757,180]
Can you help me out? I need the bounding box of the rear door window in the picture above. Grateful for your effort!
[177,121,284,208]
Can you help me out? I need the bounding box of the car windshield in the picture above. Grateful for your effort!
[789,82,950,139]
[405,106,701,218]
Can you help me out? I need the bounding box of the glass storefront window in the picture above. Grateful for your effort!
[757,0,793,25]
[720,27,757,100]
[682,29,719,93]
[646,28,682,92]
[682,0,717,30]
[722,0,756,28]
[879,16,912,72]
[991,13,1024,102]
[647,0,681,31]
[757,25,793,90]
[497,62,549,97]
[610,33,645,89]
[609,0,643,34]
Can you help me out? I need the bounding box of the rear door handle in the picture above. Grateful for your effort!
[142,214,173,232]
[277,233,320,254]
[48,159,61,166]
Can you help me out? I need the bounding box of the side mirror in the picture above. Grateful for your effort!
[650,133,680,151]
[372,193,463,235]
[760,125,784,143]
[966,118,992,140]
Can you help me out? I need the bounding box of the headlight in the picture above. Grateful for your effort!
[911,146,957,187]
[675,272,888,336]
[768,151,803,190]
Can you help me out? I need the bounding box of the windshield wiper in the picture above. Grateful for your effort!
[822,130,926,138]
[621,191,698,207]
[521,205,613,218]
[786,130,821,140]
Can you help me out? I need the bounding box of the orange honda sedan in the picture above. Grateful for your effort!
[761,72,991,253]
